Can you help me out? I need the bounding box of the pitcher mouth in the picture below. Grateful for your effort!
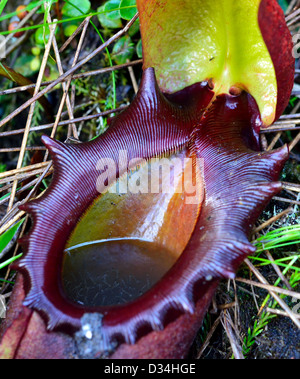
[62,236,182,309]
[17,68,288,352]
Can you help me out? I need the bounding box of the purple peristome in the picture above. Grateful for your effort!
[15,68,288,357]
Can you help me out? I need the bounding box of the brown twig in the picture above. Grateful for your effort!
[0,147,46,153]
[45,15,92,148]
[0,211,26,236]
[0,162,51,180]
[254,207,293,233]
[289,131,300,152]
[0,107,127,138]
[196,317,221,359]
[266,308,300,319]
[286,0,298,15]
[260,124,299,133]
[265,250,293,291]
[235,277,300,300]
[59,16,90,53]
[0,167,51,185]
[0,177,38,206]
[282,182,300,193]
[0,60,143,97]
[245,259,300,329]
[267,132,282,151]
[7,18,57,211]
[23,162,53,204]
[50,14,77,139]
[286,5,300,21]
[272,196,300,206]
[221,310,244,359]
[0,4,42,54]
[127,61,139,94]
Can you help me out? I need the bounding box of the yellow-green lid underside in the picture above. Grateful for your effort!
[138,0,277,126]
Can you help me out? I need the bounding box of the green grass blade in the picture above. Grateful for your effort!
[0,62,53,117]
[64,0,117,110]
[0,0,8,18]
[0,5,137,36]
[0,0,46,22]
[0,219,25,256]
[0,253,23,270]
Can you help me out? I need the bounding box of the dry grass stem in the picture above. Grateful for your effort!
[261,124,298,133]
[0,178,39,206]
[267,132,282,150]
[0,60,143,97]
[217,301,237,310]
[0,13,139,129]
[0,211,26,236]
[0,161,51,180]
[245,259,300,329]
[235,277,300,300]
[253,207,293,233]
[282,182,300,192]
[24,162,52,203]
[286,0,298,14]
[196,317,221,359]
[0,167,52,185]
[289,131,300,151]
[272,196,300,206]
[45,15,92,147]
[221,310,244,359]
[0,147,46,153]
[59,17,91,53]
[265,250,294,291]
[0,3,42,53]
[128,63,139,94]
[0,219,29,292]
[0,107,126,138]
[266,308,300,319]
[286,5,300,21]
[7,19,57,211]
[50,20,77,138]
